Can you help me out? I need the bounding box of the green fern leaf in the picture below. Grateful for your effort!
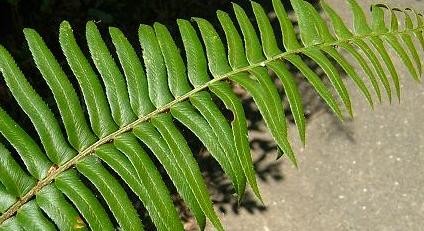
[0,0,423,230]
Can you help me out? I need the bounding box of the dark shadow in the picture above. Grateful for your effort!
[197,147,282,216]
[0,0,337,230]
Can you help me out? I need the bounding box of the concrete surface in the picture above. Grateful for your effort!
[207,0,424,230]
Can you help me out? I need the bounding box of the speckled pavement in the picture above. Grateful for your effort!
[206,0,424,230]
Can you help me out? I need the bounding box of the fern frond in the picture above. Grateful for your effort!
[0,0,423,230]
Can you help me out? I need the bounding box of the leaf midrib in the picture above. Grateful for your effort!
[1,25,422,224]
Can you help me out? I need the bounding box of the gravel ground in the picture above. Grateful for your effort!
[206,0,424,230]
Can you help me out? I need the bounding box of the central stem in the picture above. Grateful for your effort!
[0,25,422,224]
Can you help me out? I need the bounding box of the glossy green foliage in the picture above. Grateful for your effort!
[0,0,423,230]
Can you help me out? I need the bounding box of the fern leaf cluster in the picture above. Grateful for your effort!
[0,0,423,230]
